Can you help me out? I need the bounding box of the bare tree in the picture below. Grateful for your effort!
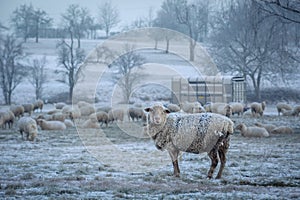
[0,35,25,105]
[11,4,52,43]
[98,0,120,38]
[171,0,210,61]
[28,56,47,100]
[31,9,52,43]
[254,0,300,23]
[110,45,145,102]
[61,4,92,48]
[211,0,298,100]
[154,1,186,53]
[57,37,85,102]
[11,4,34,42]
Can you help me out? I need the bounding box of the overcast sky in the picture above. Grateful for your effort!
[0,0,164,29]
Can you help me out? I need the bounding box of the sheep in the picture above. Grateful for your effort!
[22,103,34,116]
[47,109,61,115]
[64,119,74,128]
[77,101,92,108]
[271,126,294,134]
[65,107,81,121]
[80,105,95,116]
[282,105,300,116]
[54,102,67,109]
[17,117,38,141]
[89,112,109,127]
[37,119,66,130]
[50,113,66,122]
[144,103,234,179]
[10,105,24,119]
[165,103,181,113]
[235,123,269,137]
[108,109,124,123]
[33,99,44,112]
[96,106,112,113]
[254,122,277,134]
[276,102,292,116]
[82,117,100,129]
[205,103,232,117]
[0,111,15,129]
[128,107,145,121]
[180,101,205,113]
[229,102,246,116]
[250,101,266,117]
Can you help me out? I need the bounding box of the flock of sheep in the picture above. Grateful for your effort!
[0,99,299,178]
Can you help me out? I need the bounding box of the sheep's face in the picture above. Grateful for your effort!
[235,124,245,131]
[145,105,170,125]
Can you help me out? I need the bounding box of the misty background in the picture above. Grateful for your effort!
[0,0,299,105]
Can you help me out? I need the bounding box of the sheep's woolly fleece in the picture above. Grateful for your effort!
[146,105,233,153]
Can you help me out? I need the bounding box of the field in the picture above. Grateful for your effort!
[0,109,300,199]
[1,37,300,199]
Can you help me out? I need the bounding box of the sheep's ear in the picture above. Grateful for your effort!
[144,108,152,112]
[164,109,170,114]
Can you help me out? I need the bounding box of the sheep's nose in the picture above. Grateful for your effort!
[154,116,161,123]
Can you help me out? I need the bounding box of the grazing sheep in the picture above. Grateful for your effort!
[17,117,38,141]
[276,102,292,116]
[229,102,246,116]
[50,113,66,122]
[128,107,145,121]
[80,105,95,116]
[254,122,277,134]
[108,109,124,123]
[144,103,234,179]
[22,104,34,116]
[0,111,15,129]
[96,106,112,113]
[64,119,74,128]
[33,99,44,112]
[10,105,24,119]
[282,105,300,116]
[89,111,108,127]
[180,101,204,113]
[77,101,92,108]
[95,111,109,127]
[37,119,66,130]
[47,109,61,115]
[65,107,81,121]
[250,101,266,117]
[165,103,181,113]
[205,103,232,117]
[54,102,67,109]
[236,123,269,137]
[82,117,100,129]
[271,126,294,134]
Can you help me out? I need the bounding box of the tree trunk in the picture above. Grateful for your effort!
[189,39,196,62]
[166,39,170,53]
[77,38,81,48]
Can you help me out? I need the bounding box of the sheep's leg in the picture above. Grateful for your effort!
[20,131,24,140]
[207,148,218,179]
[168,148,180,177]
[216,139,229,179]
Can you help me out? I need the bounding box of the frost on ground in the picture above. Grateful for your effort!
[0,113,299,199]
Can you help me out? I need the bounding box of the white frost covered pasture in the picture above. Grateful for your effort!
[0,113,299,199]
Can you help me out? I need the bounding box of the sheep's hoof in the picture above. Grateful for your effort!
[174,173,180,178]
[207,175,212,179]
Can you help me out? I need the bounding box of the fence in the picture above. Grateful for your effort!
[171,76,246,104]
